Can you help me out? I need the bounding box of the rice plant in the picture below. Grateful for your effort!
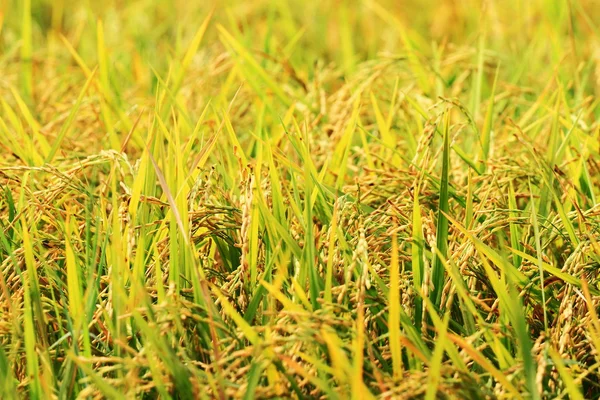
[1,0,600,398]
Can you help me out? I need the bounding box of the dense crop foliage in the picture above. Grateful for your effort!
[1,0,600,398]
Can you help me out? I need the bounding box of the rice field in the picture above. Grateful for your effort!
[1,0,600,398]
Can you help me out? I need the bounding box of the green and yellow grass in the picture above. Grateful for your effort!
[1,0,600,398]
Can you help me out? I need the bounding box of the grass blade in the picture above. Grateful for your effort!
[431,111,450,308]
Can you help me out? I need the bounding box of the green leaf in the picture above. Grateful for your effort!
[431,111,450,308]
